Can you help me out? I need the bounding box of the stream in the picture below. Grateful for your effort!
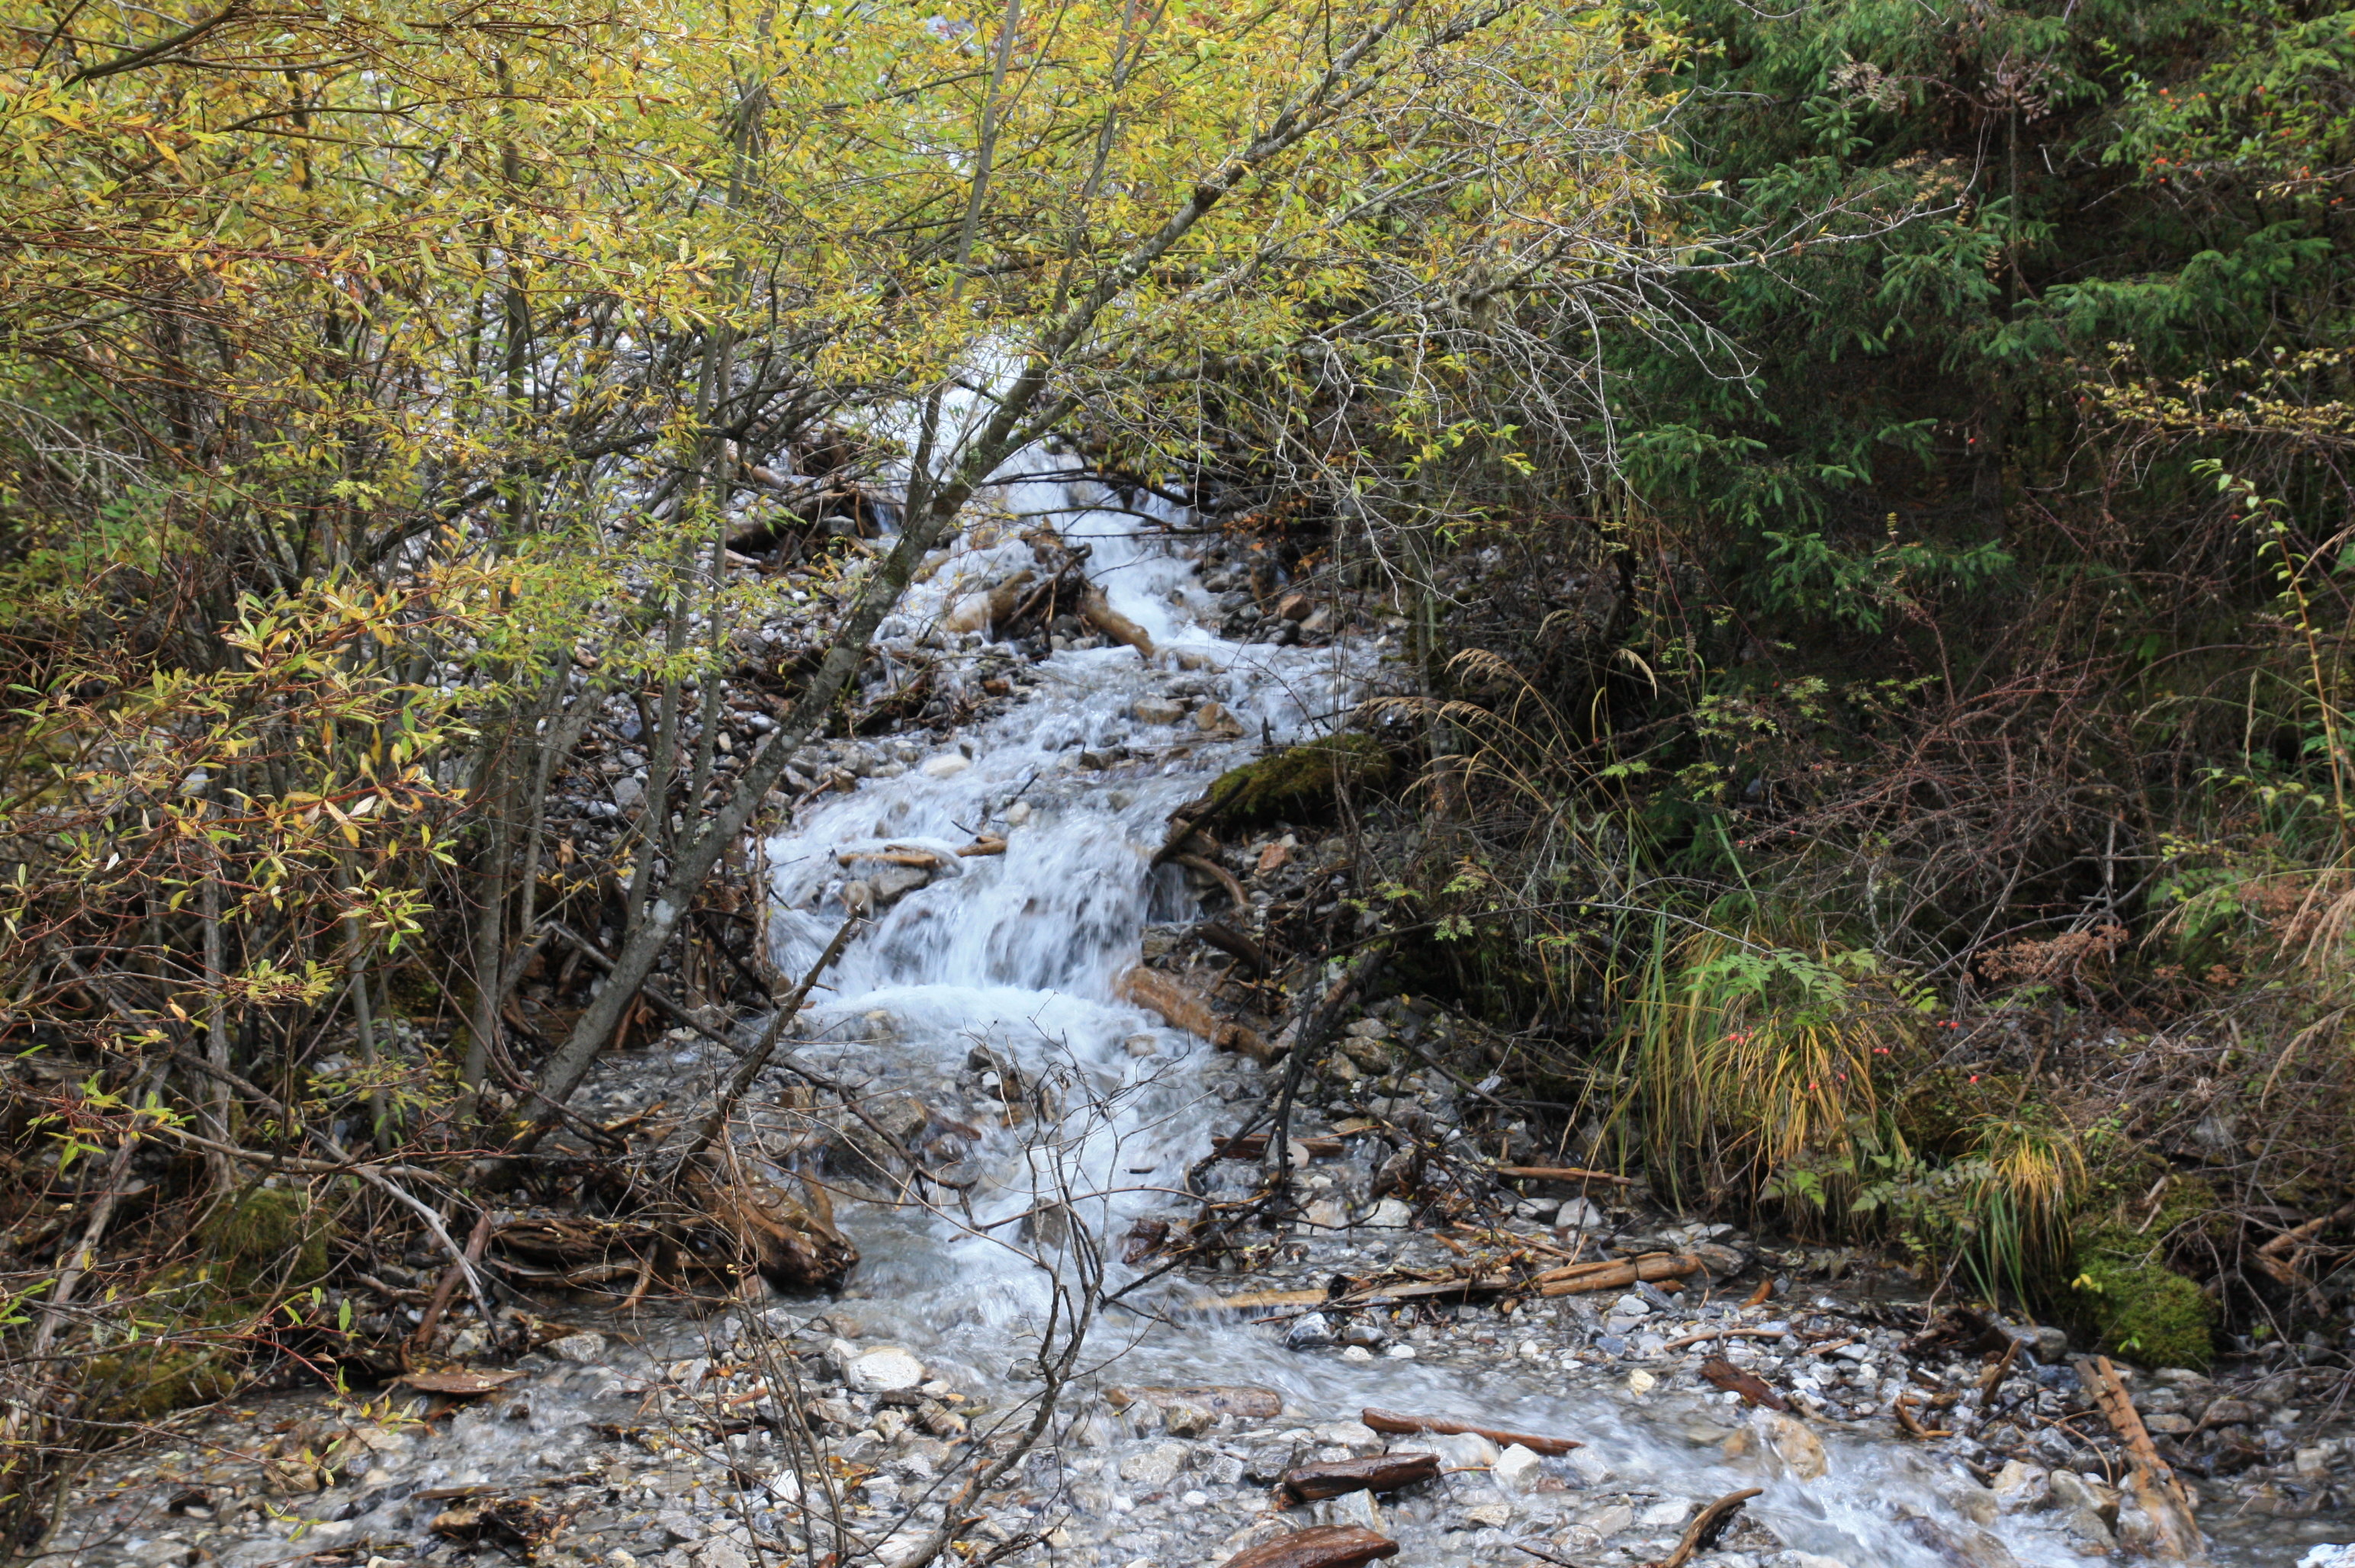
[63,444,2337,1568]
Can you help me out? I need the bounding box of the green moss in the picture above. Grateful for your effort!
[86,1345,237,1422]
[1206,733,1390,824]
[2069,1191,2219,1369]
[200,1186,329,1287]
[2072,1250,2213,1370]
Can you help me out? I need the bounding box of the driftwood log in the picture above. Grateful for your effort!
[1190,1252,1700,1313]
[1107,1385,1285,1420]
[1279,1453,1440,1502]
[2078,1354,2206,1561]
[1217,1525,1399,1568]
[1116,966,1271,1061]
[1361,1408,1580,1455]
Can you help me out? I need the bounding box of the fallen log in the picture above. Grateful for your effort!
[1081,585,1155,657]
[1107,1385,1285,1420]
[1493,1165,1637,1185]
[1653,1488,1762,1568]
[1194,1252,1700,1313]
[1217,1525,1399,1568]
[1530,1252,1700,1297]
[1280,1454,1439,1502]
[1188,1287,1331,1313]
[1212,1133,1343,1160]
[1116,965,1271,1062]
[1360,1408,1580,1456]
[2079,1354,2206,1562]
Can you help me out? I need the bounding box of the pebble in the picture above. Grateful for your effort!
[920,753,969,778]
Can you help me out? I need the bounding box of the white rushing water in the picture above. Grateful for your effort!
[739,442,2106,1568]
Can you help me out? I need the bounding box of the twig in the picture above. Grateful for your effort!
[412,1210,496,1354]
[1652,1488,1762,1568]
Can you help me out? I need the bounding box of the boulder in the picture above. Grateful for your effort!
[844,1346,926,1395]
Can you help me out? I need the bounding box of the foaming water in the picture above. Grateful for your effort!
[749,445,2108,1567]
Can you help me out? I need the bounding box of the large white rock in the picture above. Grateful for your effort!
[920,753,970,778]
[1117,1441,1191,1486]
[542,1331,608,1365]
[1493,1442,1544,1492]
[1426,1430,1499,1470]
[844,1345,926,1394]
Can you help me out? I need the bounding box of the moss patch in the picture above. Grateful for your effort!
[200,1185,329,1287]
[2071,1248,2213,1370]
[1206,733,1390,824]
[87,1345,238,1422]
[2068,1186,2220,1369]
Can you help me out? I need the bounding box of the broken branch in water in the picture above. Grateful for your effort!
[1278,1453,1439,1503]
[1652,1487,1762,1568]
[1359,1408,1580,1456]
[1215,1525,1399,1568]
[2078,1354,2207,1562]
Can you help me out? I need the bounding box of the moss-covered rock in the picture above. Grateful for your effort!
[1205,733,1390,824]
[86,1344,238,1422]
[2071,1248,2213,1370]
[199,1184,329,1287]
[2069,1190,2218,1369]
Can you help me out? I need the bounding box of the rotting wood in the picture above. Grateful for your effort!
[2078,1354,2207,1562]
[1280,1453,1439,1502]
[1116,965,1270,1061]
[1215,1523,1400,1568]
[1360,1408,1580,1455]
[1529,1252,1701,1298]
[1651,1487,1762,1568]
